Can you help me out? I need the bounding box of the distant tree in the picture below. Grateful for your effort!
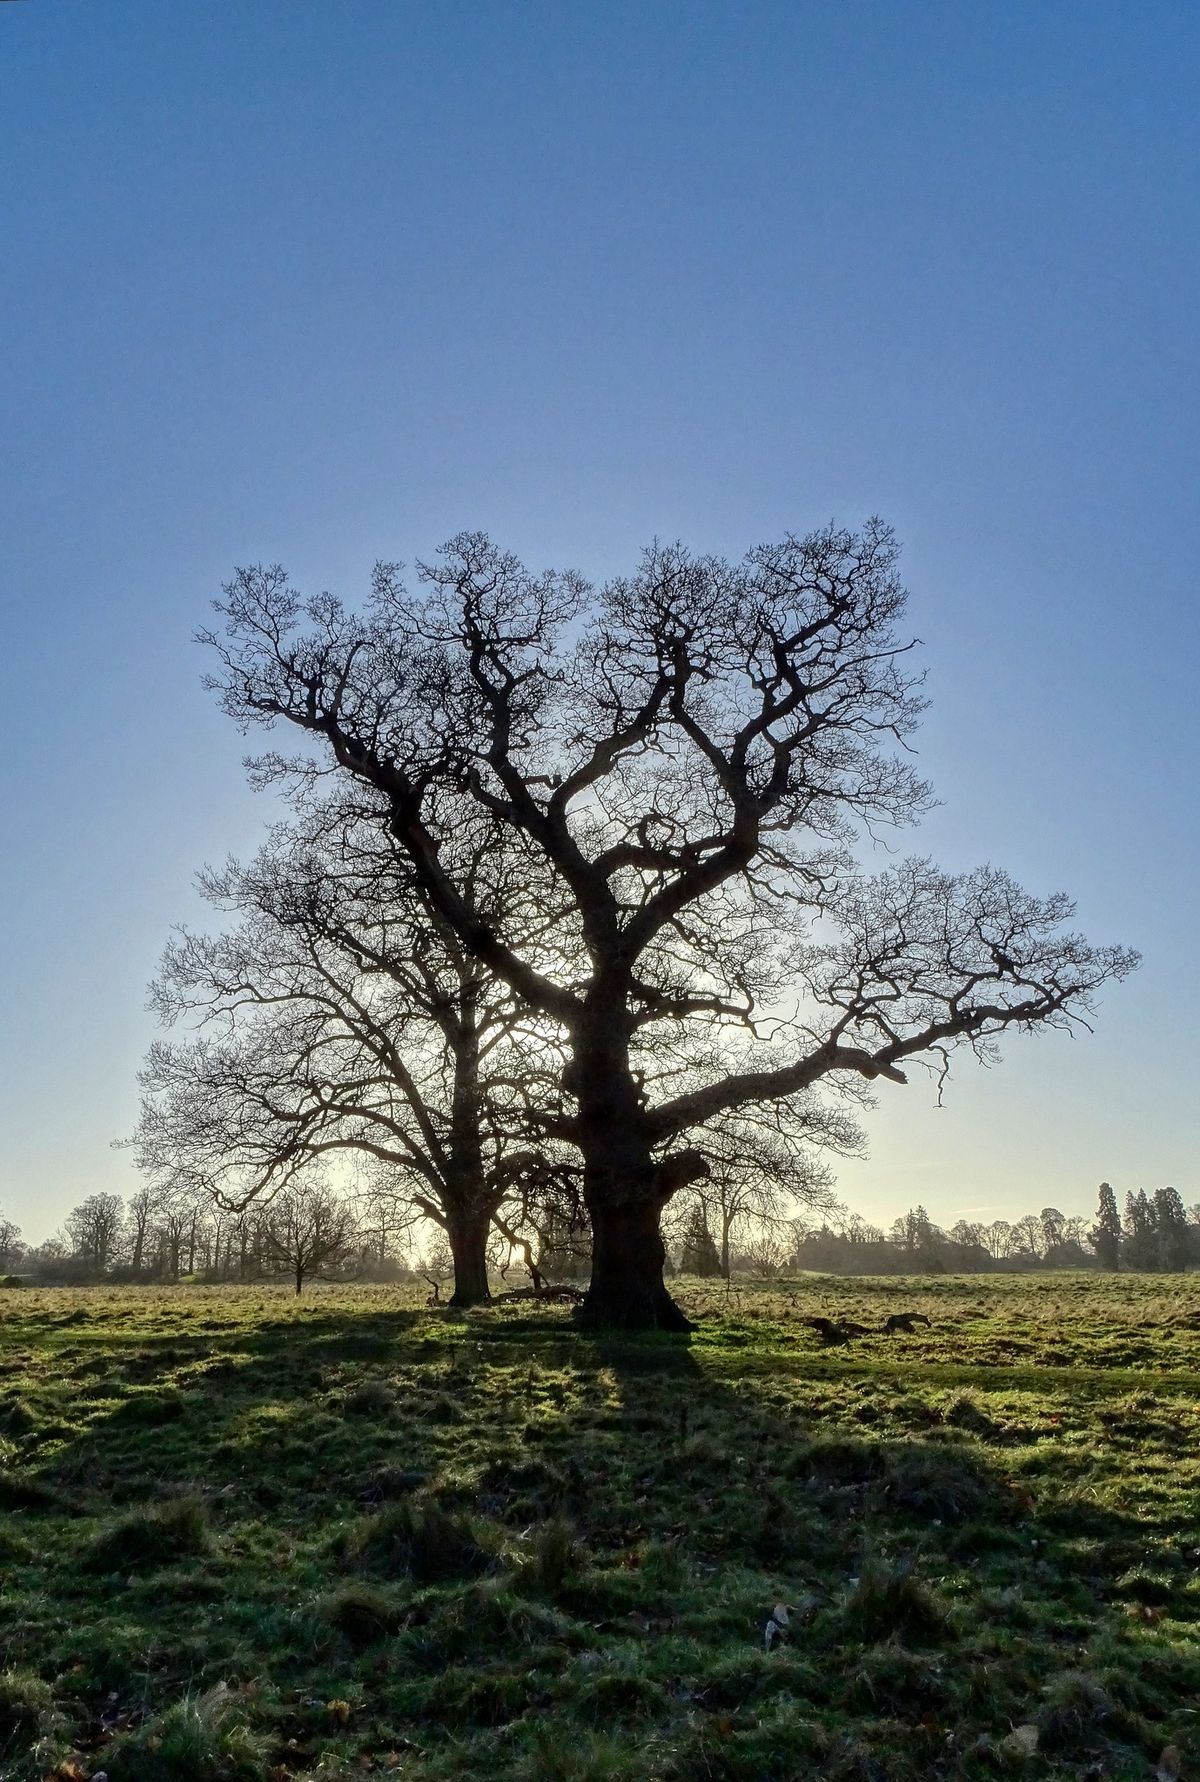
[65,1192,124,1277]
[889,1206,944,1269]
[0,1215,24,1272]
[203,527,1138,1327]
[1040,1207,1066,1254]
[1011,1213,1045,1261]
[979,1219,1016,1262]
[261,1181,359,1295]
[689,1100,850,1278]
[948,1220,990,1272]
[123,1184,159,1276]
[355,1170,421,1276]
[678,1204,722,1278]
[738,1231,789,1277]
[1090,1183,1122,1271]
[26,1235,67,1280]
[533,1203,592,1282]
[841,1212,885,1247]
[1152,1186,1190,1272]
[1123,1189,1156,1271]
[419,1234,455,1302]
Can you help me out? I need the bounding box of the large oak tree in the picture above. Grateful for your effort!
[204,522,1137,1327]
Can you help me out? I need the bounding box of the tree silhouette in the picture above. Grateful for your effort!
[1090,1182,1122,1271]
[203,525,1138,1326]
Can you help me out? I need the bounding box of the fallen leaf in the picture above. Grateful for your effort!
[1157,1745,1182,1782]
[326,1698,352,1724]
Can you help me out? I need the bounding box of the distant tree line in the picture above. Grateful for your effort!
[3,1177,1193,1292]
[754,1187,1198,1278]
[0,1181,396,1294]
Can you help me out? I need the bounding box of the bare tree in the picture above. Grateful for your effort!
[203,525,1138,1326]
[1011,1213,1045,1260]
[0,1215,24,1272]
[261,1180,359,1294]
[123,1184,159,1276]
[688,1100,851,1278]
[979,1219,1016,1261]
[65,1192,125,1277]
[136,813,569,1305]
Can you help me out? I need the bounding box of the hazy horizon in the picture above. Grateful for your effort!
[2,1,1196,1241]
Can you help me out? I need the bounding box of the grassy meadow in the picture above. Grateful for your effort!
[1,1272,1198,1781]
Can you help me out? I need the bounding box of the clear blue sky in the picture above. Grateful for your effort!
[2,0,1196,1241]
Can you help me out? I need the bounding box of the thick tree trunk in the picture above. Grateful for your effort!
[569,995,696,1330]
[582,1194,693,1330]
[446,1203,492,1307]
[295,1260,304,1295]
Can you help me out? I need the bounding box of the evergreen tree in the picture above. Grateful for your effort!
[679,1204,722,1278]
[1123,1189,1156,1271]
[1090,1182,1122,1271]
[1152,1185,1191,1271]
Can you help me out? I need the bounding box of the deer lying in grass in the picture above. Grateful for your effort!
[801,1312,932,1344]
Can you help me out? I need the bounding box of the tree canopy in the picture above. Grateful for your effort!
[198,523,1138,1325]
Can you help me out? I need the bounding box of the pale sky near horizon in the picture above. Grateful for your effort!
[2,1,1197,1244]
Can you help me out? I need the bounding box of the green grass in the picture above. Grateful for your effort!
[0,1272,1198,1778]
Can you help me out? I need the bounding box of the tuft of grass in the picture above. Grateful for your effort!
[0,1394,37,1435]
[112,1387,187,1425]
[104,1685,267,1782]
[1036,1669,1113,1751]
[348,1497,495,1583]
[883,1441,991,1522]
[84,1497,213,1573]
[943,1393,1003,1440]
[0,1468,59,1511]
[0,1668,63,1751]
[342,1377,397,1417]
[521,1517,584,1596]
[839,1558,948,1645]
[318,1580,407,1646]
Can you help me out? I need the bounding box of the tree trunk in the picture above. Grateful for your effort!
[569,998,696,1330]
[295,1260,304,1295]
[445,1203,492,1307]
[442,975,495,1308]
[583,1195,692,1330]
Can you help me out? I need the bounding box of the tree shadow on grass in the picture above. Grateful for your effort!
[1,1292,1198,1779]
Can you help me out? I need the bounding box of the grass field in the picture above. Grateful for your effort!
[1,1273,1198,1781]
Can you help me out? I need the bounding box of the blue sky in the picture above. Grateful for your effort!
[1,0,1196,1240]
